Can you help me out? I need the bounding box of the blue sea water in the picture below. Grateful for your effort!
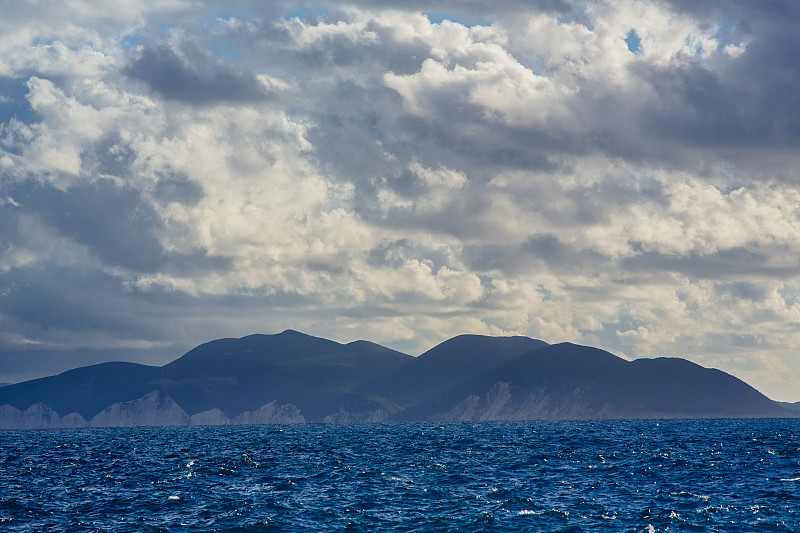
[1,419,799,532]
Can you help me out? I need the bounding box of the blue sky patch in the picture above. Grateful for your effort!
[625,29,642,53]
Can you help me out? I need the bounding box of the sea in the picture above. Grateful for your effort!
[1,419,798,532]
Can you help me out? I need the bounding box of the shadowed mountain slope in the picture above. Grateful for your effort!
[153,330,412,418]
[0,330,412,420]
[780,401,800,413]
[0,362,161,419]
[400,343,789,421]
[357,334,548,407]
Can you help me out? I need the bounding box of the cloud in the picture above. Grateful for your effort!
[1,1,800,401]
[12,181,164,271]
[124,42,274,105]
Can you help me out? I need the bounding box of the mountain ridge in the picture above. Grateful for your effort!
[0,331,796,428]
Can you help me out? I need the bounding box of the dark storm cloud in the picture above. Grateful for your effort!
[716,281,773,302]
[14,180,165,273]
[0,268,194,383]
[621,246,800,280]
[162,252,234,278]
[0,266,166,339]
[289,19,431,73]
[84,135,137,179]
[628,0,800,150]
[228,13,565,184]
[462,234,611,277]
[124,42,271,105]
[376,190,495,239]
[630,52,799,150]
[5,180,228,276]
[308,85,562,198]
[339,0,574,17]
[151,172,205,206]
[661,0,796,21]
[732,10,800,145]
[630,61,762,146]
[523,234,610,271]
[305,81,404,184]
[407,120,568,177]
[367,239,413,268]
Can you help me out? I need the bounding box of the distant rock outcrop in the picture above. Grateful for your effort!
[231,401,305,425]
[322,408,390,424]
[90,391,190,427]
[780,401,800,413]
[190,408,230,426]
[443,381,515,422]
[0,392,307,429]
[0,403,88,429]
[0,330,796,429]
[400,343,792,422]
[439,382,604,422]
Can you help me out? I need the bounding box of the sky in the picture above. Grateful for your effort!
[1,1,799,402]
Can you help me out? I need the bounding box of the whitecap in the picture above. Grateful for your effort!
[780,476,800,482]
[671,490,709,501]
[168,495,180,500]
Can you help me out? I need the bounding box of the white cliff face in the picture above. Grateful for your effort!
[0,404,88,429]
[442,382,514,422]
[0,404,57,429]
[232,401,305,425]
[89,391,190,427]
[189,403,307,426]
[441,382,611,422]
[322,408,391,424]
[0,393,312,429]
[57,412,90,428]
[514,388,608,420]
[190,408,230,426]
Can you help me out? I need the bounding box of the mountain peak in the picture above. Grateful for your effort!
[277,329,312,337]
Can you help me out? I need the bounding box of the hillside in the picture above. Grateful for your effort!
[399,343,787,421]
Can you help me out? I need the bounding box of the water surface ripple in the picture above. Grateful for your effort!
[1,419,799,531]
